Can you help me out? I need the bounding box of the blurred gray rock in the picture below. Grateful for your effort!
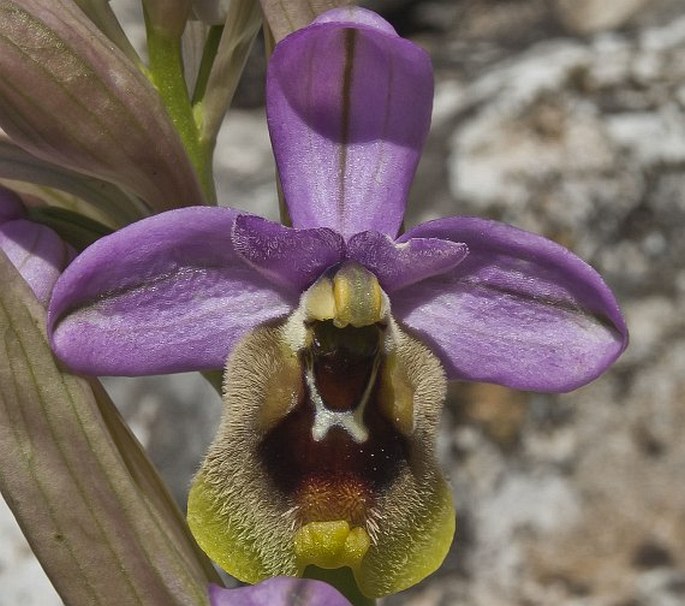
[555,0,650,33]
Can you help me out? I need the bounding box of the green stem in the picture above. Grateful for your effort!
[144,12,216,204]
[303,566,375,606]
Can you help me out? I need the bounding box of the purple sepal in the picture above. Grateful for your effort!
[347,230,468,292]
[0,219,74,306]
[208,578,352,606]
[48,207,293,376]
[232,214,344,292]
[267,8,433,239]
[392,217,628,392]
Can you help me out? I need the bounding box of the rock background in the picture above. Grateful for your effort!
[2,1,685,604]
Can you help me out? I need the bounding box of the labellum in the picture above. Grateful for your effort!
[188,263,455,597]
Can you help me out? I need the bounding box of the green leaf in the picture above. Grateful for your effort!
[0,0,205,212]
[0,251,219,606]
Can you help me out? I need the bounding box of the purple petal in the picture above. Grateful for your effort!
[209,578,352,606]
[347,230,468,292]
[232,214,344,292]
[48,207,294,376]
[267,7,433,239]
[392,217,628,392]
[0,219,73,306]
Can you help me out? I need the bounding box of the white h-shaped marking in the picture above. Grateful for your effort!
[305,356,380,444]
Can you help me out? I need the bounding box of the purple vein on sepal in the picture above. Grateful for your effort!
[338,27,356,232]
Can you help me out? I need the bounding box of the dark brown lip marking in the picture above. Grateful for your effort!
[310,322,379,412]
[258,321,409,527]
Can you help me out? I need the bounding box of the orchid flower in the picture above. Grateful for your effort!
[47,6,627,599]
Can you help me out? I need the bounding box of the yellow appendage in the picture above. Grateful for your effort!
[294,521,371,572]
